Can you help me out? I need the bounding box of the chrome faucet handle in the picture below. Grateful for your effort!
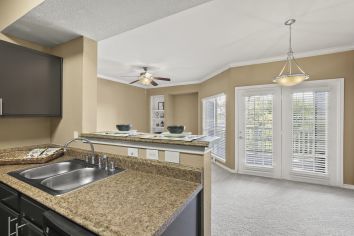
[109,160,115,172]
[98,156,103,168]
[90,155,95,165]
[102,155,108,170]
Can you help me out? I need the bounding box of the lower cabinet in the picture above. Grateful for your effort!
[0,183,96,236]
[162,193,201,236]
[0,202,19,236]
[18,219,43,236]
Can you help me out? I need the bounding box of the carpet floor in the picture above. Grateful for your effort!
[211,164,354,236]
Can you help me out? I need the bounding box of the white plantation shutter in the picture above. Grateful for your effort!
[237,79,343,185]
[203,94,226,160]
[291,91,329,174]
[244,95,273,167]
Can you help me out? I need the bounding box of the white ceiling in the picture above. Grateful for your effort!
[3,0,212,46]
[4,0,354,87]
[98,0,354,87]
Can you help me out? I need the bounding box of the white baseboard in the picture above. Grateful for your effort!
[213,160,237,173]
[342,184,354,190]
[212,159,354,190]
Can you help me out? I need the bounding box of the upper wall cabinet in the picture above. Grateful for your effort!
[0,40,62,117]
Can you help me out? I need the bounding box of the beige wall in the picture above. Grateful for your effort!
[50,37,84,145]
[172,93,198,134]
[198,50,354,184]
[0,117,51,149]
[50,37,98,145]
[97,79,149,132]
[82,38,98,133]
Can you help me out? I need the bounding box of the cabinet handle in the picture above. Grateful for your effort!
[0,98,2,116]
[15,222,27,236]
[7,217,17,236]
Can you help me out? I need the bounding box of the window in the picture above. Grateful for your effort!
[291,91,329,174]
[203,94,226,160]
[244,94,273,167]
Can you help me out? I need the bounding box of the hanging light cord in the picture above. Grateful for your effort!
[277,20,306,77]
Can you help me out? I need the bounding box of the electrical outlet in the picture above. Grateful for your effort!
[128,148,139,157]
[165,151,180,164]
[146,149,158,160]
[73,131,79,138]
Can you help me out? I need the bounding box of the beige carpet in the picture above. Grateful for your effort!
[211,164,354,236]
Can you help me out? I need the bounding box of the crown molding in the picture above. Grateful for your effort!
[98,73,202,88]
[98,74,147,88]
[99,44,354,89]
[229,44,354,68]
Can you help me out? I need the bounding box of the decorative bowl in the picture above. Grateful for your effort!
[116,124,132,131]
[167,125,185,134]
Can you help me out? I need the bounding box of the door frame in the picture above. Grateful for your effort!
[235,84,282,178]
[234,79,344,186]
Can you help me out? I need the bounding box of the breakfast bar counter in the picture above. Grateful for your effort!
[80,131,216,236]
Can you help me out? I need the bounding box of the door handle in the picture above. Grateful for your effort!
[0,98,3,116]
[15,222,27,236]
[8,217,17,236]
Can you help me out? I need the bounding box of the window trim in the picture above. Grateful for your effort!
[202,93,227,161]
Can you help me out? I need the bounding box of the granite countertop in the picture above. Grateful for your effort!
[0,146,202,236]
[81,132,218,148]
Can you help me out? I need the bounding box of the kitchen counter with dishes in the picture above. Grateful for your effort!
[81,131,218,147]
[0,145,202,236]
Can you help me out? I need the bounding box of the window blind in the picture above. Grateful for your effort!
[244,94,273,167]
[291,91,329,174]
[203,95,226,160]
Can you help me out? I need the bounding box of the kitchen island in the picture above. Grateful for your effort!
[0,145,203,236]
[81,131,218,236]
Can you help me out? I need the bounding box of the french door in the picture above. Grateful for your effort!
[236,79,343,186]
[236,86,282,178]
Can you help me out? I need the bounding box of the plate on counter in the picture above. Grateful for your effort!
[162,132,192,138]
[115,130,137,134]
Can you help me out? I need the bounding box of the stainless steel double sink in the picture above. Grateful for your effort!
[8,159,124,195]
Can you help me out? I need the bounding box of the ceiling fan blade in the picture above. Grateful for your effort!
[154,77,171,81]
[150,80,158,86]
[129,80,140,84]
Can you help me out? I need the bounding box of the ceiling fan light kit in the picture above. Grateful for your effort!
[128,66,171,86]
[273,19,309,86]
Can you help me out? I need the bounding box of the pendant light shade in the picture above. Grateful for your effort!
[273,19,309,86]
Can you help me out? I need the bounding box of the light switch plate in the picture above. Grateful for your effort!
[146,149,158,160]
[128,148,139,157]
[165,151,180,164]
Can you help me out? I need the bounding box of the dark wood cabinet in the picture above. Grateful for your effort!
[0,202,19,236]
[18,219,43,236]
[0,40,62,117]
[0,183,96,236]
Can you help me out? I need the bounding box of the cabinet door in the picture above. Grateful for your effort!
[0,202,19,236]
[0,40,62,116]
[18,218,43,236]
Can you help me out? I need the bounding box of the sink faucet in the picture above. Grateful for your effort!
[63,137,95,164]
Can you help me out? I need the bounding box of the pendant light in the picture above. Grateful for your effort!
[273,19,309,86]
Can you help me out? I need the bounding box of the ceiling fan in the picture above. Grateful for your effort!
[128,67,171,86]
